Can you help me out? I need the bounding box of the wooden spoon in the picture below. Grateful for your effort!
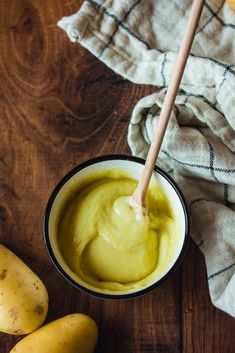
[132,0,204,208]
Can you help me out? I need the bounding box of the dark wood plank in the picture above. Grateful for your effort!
[0,1,234,353]
[181,240,235,353]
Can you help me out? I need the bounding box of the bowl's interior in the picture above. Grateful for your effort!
[46,157,187,297]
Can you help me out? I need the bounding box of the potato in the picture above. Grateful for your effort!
[10,314,98,353]
[0,244,48,335]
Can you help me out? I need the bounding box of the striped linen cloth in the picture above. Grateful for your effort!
[58,0,235,317]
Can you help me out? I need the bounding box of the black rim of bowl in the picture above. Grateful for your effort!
[43,154,189,300]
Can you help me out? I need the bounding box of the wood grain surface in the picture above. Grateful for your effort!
[0,1,234,352]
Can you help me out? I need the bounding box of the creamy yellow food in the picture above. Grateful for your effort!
[57,169,181,292]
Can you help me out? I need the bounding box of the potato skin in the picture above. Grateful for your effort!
[10,314,98,353]
[0,244,48,335]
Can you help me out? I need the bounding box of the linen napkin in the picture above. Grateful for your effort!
[58,0,235,317]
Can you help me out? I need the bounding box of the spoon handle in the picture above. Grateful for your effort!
[133,0,204,207]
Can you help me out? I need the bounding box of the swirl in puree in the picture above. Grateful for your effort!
[57,169,181,292]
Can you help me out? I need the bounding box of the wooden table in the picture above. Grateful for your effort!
[0,1,235,352]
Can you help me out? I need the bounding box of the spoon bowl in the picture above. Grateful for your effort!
[44,155,189,299]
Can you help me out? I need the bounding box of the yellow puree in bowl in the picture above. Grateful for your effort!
[57,169,181,292]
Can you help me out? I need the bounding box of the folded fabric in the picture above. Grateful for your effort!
[58,0,235,317]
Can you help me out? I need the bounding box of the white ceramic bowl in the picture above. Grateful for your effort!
[44,155,189,299]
